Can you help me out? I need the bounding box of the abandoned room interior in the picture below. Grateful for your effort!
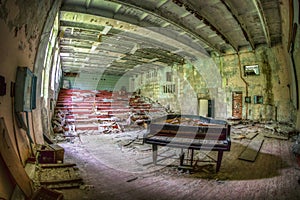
[1,0,300,199]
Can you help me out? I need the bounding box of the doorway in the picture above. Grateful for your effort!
[232,92,242,119]
[198,99,214,117]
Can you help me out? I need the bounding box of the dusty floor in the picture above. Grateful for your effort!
[56,127,300,200]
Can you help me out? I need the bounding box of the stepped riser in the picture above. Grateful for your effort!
[53,89,166,132]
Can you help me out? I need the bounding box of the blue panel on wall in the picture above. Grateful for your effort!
[14,67,36,112]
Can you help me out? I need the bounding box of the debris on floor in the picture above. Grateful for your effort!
[238,134,264,162]
[31,186,63,200]
[35,164,83,189]
[230,120,297,163]
[51,89,169,142]
[263,133,288,140]
[26,143,83,196]
[230,120,298,142]
[246,132,258,139]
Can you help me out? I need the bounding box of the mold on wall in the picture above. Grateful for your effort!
[218,46,293,123]
[135,44,294,124]
[136,62,216,117]
[0,0,55,198]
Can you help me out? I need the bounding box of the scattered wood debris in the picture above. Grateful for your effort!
[230,120,296,142]
[264,133,288,140]
[238,135,264,162]
[245,132,258,140]
[31,186,63,200]
[32,144,83,190]
[51,89,168,141]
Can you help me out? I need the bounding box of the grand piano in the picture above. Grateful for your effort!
[144,114,231,172]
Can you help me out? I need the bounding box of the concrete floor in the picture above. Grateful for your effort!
[57,129,300,200]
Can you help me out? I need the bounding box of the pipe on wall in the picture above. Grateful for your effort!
[237,53,249,119]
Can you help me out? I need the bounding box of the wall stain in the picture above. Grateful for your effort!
[2,0,51,44]
[261,50,274,106]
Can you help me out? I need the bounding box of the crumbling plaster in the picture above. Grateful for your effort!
[219,45,293,122]
[0,1,54,199]
[138,44,294,123]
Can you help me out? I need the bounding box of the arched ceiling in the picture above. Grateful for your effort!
[59,0,282,76]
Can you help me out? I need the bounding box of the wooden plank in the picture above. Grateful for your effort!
[263,133,288,140]
[0,118,33,198]
[39,163,76,168]
[245,132,258,140]
[39,178,83,184]
[238,137,264,162]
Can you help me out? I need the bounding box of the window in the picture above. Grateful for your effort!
[163,84,175,93]
[166,72,172,82]
[244,65,260,76]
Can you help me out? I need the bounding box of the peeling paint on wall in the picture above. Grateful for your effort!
[137,45,294,123]
[0,1,54,198]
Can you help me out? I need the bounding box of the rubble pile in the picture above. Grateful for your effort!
[229,120,298,141]
[51,89,168,139]
[157,117,221,126]
[26,144,83,199]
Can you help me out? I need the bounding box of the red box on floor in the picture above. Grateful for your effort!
[37,144,64,164]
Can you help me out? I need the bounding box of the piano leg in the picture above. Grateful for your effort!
[179,151,185,166]
[190,149,194,166]
[152,144,158,165]
[216,150,224,172]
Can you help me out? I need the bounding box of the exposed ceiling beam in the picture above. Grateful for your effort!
[61,62,111,68]
[60,28,155,49]
[61,57,114,65]
[220,0,255,50]
[60,19,179,52]
[60,20,106,32]
[60,44,126,57]
[61,35,132,52]
[61,33,100,43]
[98,0,222,54]
[252,0,271,47]
[85,0,91,8]
[175,0,238,52]
[137,49,183,63]
[156,0,170,9]
[60,51,120,59]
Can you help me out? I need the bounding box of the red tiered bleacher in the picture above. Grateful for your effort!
[52,89,166,133]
